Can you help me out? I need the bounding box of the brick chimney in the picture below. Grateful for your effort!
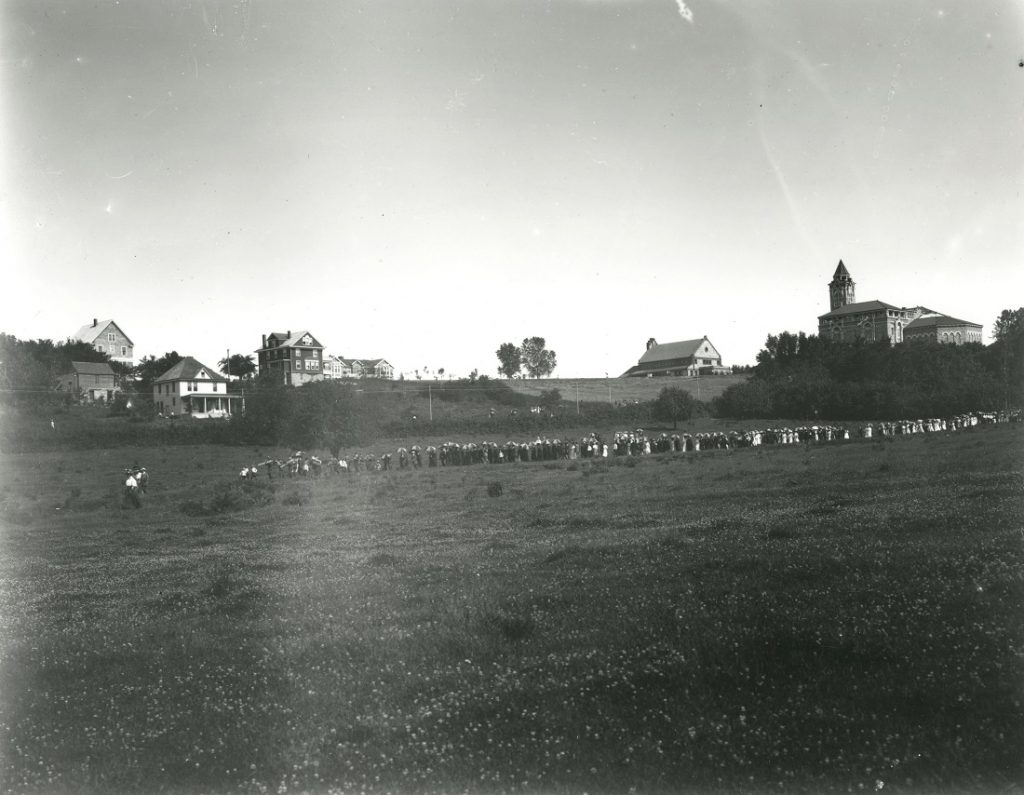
[92,318,98,327]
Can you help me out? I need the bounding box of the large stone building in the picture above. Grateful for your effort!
[623,336,728,377]
[817,261,982,345]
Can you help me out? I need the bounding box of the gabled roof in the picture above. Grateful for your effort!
[638,338,719,365]
[154,356,228,383]
[260,330,324,350]
[818,300,904,320]
[72,319,134,346]
[65,361,116,376]
[905,313,981,329]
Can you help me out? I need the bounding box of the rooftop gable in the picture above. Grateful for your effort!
[154,356,228,383]
[638,337,719,365]
[72,319,134,347]
[282,330,324,348]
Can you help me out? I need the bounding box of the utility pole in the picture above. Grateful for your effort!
[575,382,580,415]
[428,383,433,421]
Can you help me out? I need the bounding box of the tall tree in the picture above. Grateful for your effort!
[652,386,698,429]
[219,353,256,380]
[990,307,1024,408]
[520,337,557,379]
[134,352,184,393]
[496,343,522,380]
[992,308,1024,342]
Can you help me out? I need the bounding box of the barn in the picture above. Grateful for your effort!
[622,337,729,377]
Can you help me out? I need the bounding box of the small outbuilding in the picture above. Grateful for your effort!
[57,361,120,403]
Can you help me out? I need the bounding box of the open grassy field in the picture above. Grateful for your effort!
[1,424,1022,794]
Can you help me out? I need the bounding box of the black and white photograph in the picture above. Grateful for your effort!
[1,0,1022,792]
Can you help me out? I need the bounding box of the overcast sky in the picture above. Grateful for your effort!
[3,0,1022,378]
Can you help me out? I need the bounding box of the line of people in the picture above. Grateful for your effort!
[236,409,1020,481]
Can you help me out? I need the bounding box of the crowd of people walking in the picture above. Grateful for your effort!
[236,410,1019,480]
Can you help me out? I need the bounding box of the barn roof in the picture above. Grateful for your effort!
[66,361,116,376]
[638,338,717,365]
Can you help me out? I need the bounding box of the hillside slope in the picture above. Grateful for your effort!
[504,374,748,404]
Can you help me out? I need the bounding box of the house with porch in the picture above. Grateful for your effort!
[72,318,134,364]
[344,358,395,379]
[322,355,354,380]
[152,357,240,418]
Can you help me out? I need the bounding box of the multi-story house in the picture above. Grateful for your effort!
[256,330,326,386]
[72,318,134,364]
[152,356,240,418]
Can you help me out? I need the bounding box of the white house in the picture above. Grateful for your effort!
[152,357,241,418]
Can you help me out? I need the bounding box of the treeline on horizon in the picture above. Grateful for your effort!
[1,307,1021,453]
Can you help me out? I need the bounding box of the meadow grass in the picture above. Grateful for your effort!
[0,425,1021,794]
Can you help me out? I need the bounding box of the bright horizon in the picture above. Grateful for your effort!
[3,0,1022,379]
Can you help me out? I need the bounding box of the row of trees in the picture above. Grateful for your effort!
[496,337,557,379]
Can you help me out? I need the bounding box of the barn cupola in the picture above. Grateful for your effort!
[828,260,856,311]
[646,337,657,351]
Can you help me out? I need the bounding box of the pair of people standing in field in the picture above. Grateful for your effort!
[121,466,148,509]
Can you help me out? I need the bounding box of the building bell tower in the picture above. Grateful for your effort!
[828,260,856,311]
